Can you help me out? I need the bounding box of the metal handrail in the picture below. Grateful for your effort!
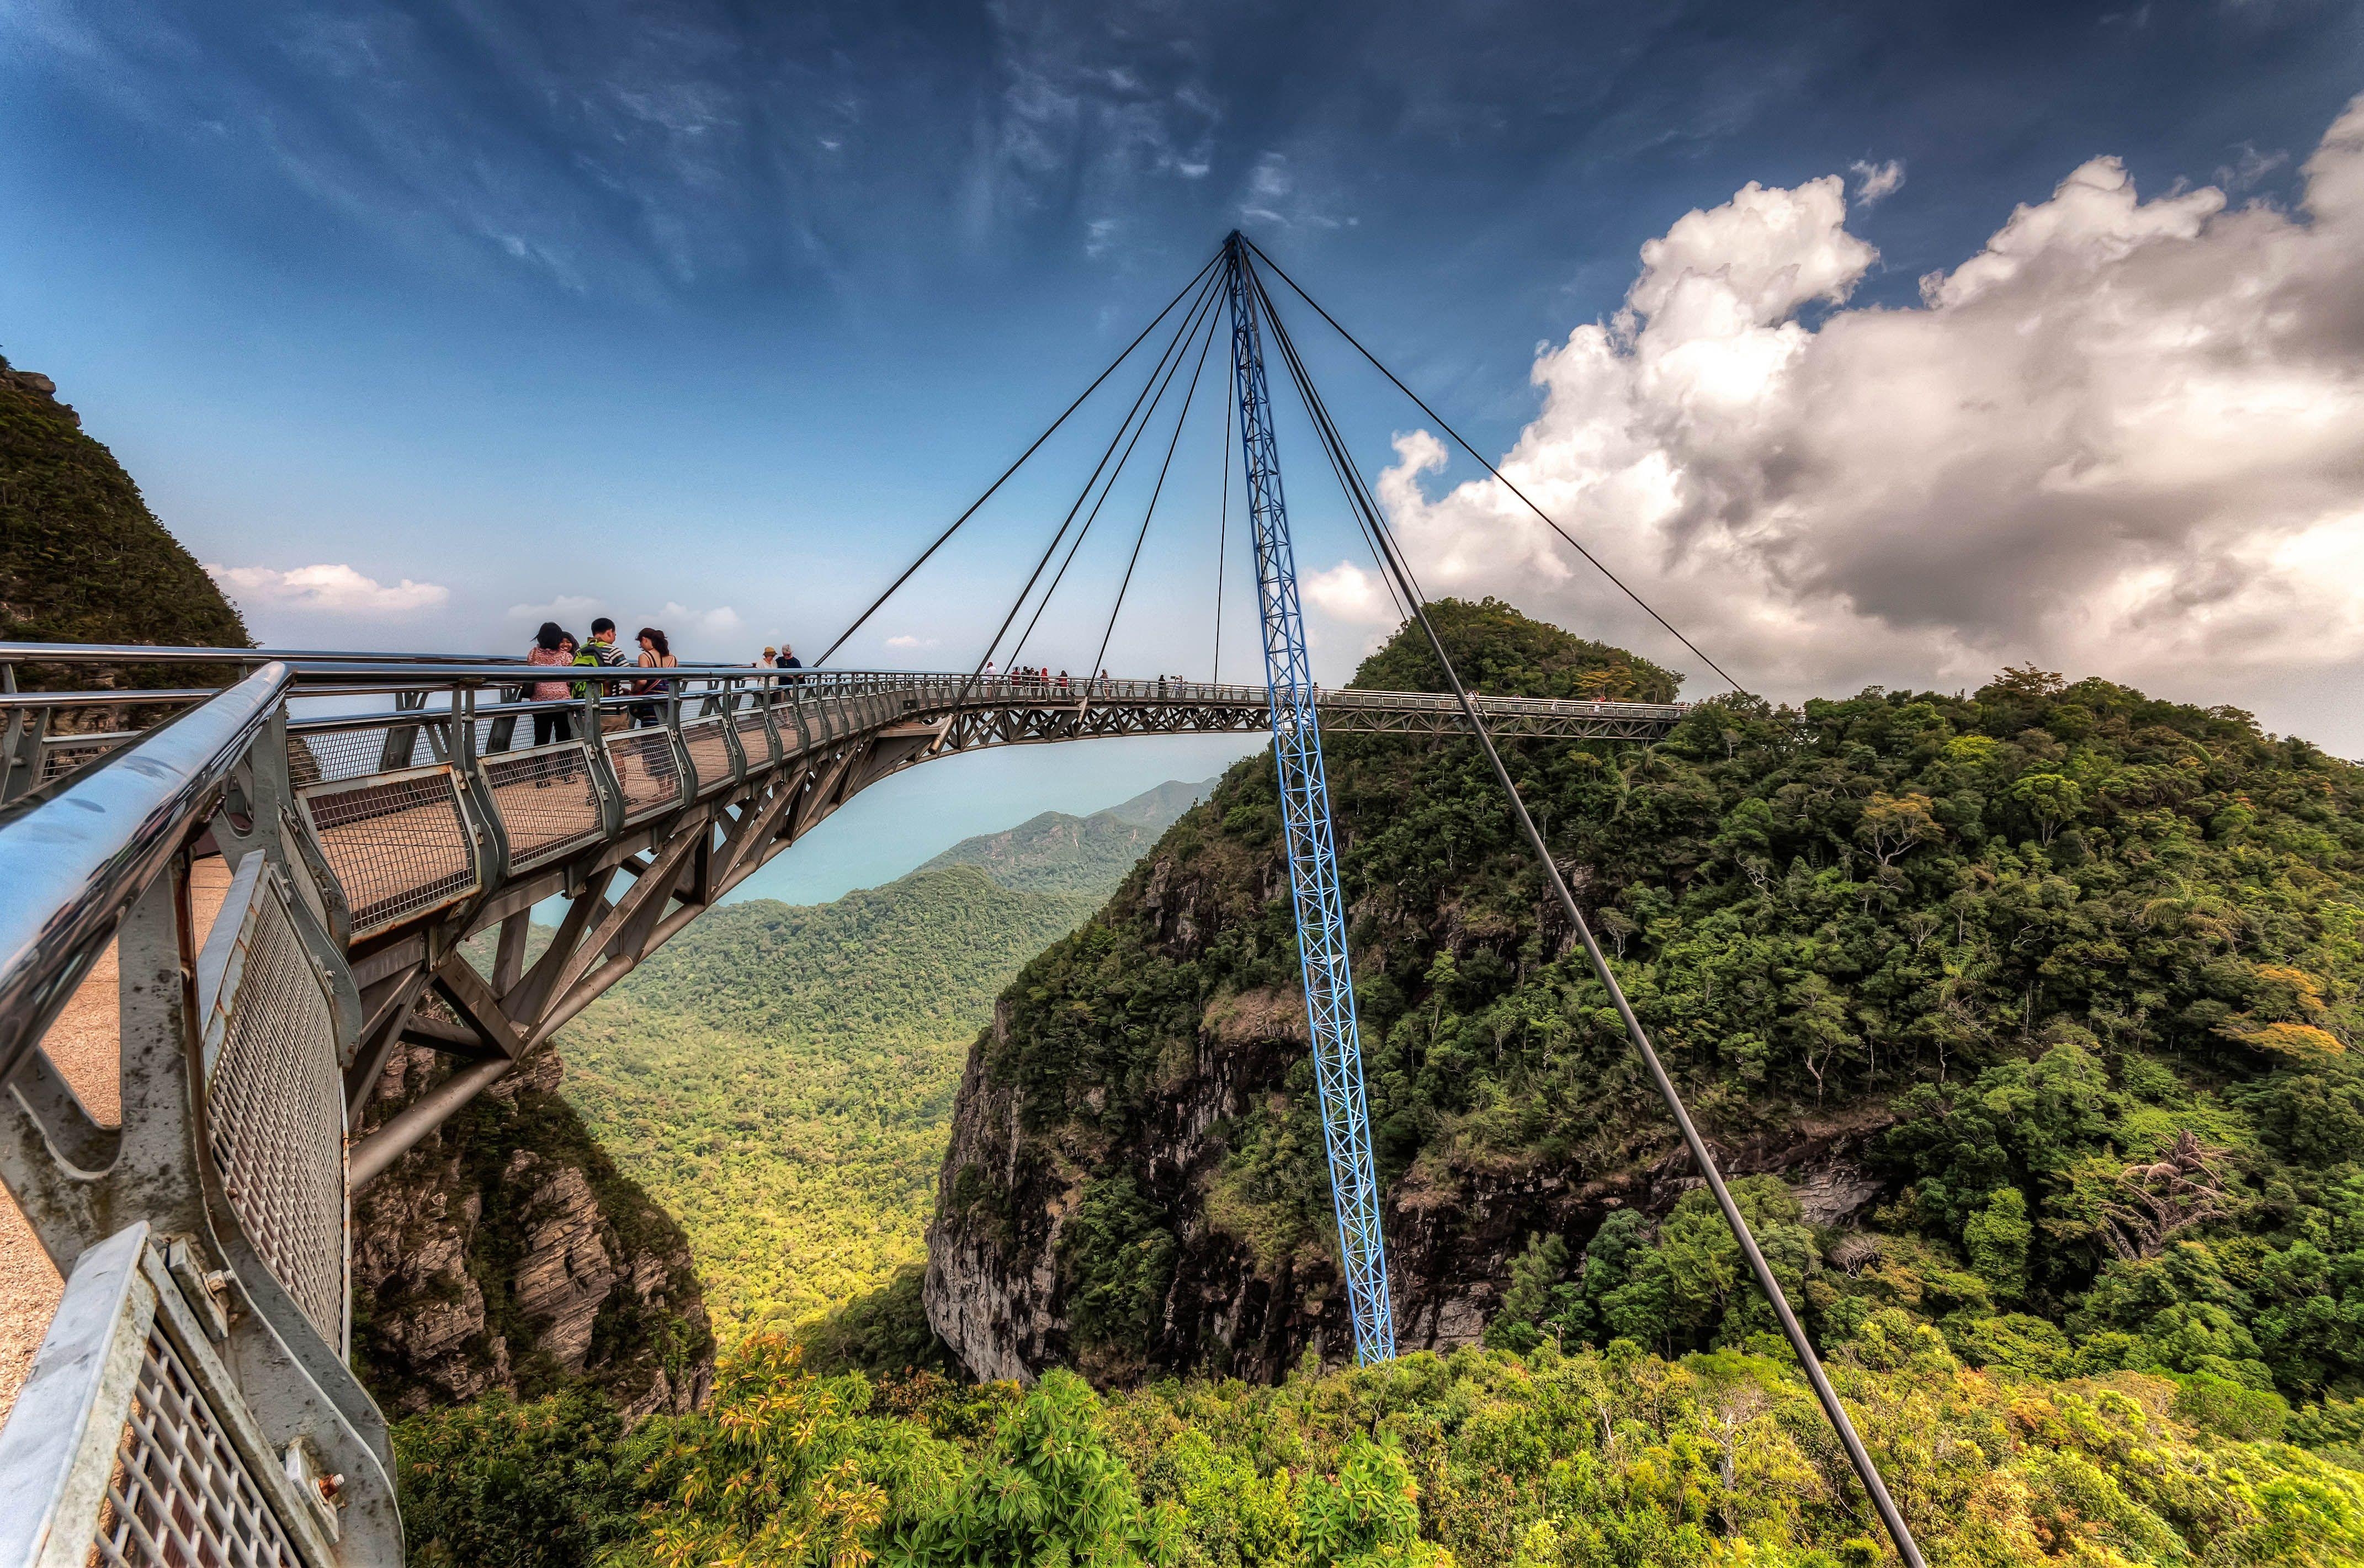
[0,662,295,1084]
[0,689,218,709]
[2,648,1694,724]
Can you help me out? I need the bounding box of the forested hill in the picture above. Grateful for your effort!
[557,776,1214,1338]
[919,777,1218,892]
[0,351,248,661]
[927,598,2364,1411]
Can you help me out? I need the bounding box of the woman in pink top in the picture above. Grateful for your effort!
[527,622,577,746]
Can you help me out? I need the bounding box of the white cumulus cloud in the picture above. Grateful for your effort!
[1373,93,2364,732]
[208,562,449,614]
[1303,561,1395,627]
[884,634,941,650]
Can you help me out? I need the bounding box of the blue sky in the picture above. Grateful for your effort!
[6,1,2364,888]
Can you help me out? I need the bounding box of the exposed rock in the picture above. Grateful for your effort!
[352,1043,714,1417]
[1790,1159,1888,1229]
[508,1156,619,1374]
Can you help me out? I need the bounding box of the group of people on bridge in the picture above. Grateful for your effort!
[986,663,1096,690]
[522,617,686,745]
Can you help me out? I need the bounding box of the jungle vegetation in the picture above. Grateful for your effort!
[558,868,1101,1337]
[0,350,248,675]
[964,600,2364,1409]
[395,1328,2364,1566]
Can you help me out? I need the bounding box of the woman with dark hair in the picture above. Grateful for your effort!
[632,626,677,727]
[527,621,576,746]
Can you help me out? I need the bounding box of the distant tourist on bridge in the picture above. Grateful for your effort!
[775,643,803,681]
[527,623,576,746]
[633,627,677,727]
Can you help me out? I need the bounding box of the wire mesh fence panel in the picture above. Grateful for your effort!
[732,708,776,768]
[300,769,478,933]
[607,729,683,820]
[90,1326,305,1568]
[205,888,346,1346]
[470,708,556,757]
[40,732,132,783]
[482,741,603,869]
[681,719,734,794]
[286,721,447,788]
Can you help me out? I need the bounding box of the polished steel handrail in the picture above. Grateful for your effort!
[0,662,295,1083]
[0,689,219,709]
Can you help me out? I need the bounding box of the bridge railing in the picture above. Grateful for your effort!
[0,663,399,1565]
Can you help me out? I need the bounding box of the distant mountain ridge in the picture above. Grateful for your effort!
[920,776,1218,892]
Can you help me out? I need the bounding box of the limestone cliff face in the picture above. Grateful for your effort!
[922,826,1892,1386]
[352,1045,714,1417]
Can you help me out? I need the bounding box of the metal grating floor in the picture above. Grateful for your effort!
[90,1326,303,1567]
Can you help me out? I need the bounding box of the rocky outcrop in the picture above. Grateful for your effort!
[352,1044,714,1417]
[925,906,1893,1385]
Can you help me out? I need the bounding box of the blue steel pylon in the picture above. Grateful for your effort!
[1223,235,1396,1365]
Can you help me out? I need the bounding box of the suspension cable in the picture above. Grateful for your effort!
[961,263,1223,706]
[816,249,1221,667]
[1213,362,1231,684]
[1006,272,1226,673]
[1246,270,1407,625]
[1246,251,1928,1568]
[1091,301,1223,683]
[1248,267,1409,624]
[1243,237,1744,695]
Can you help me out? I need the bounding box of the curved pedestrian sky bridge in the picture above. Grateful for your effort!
[0,641,1685,1565]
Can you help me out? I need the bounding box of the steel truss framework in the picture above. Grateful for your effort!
[1222,242,1396,1366]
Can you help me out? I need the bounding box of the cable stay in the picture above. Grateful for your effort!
[1244,236,1744,696]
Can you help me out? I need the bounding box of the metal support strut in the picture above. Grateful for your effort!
[1223,233,1396,1365]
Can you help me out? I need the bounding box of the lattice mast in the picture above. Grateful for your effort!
[1222,234,1396,1364]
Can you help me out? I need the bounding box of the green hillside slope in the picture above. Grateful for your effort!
[560,868,1096,1337]
[0,352,248,664]
[929,598,2364,1410]
[556,778,1212,1340]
